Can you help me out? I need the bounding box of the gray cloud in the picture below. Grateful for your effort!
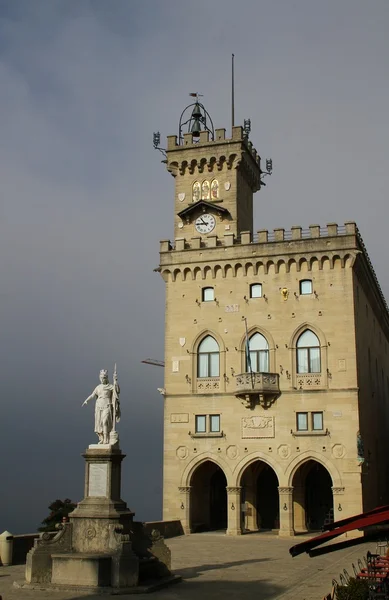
[1,0,389,533]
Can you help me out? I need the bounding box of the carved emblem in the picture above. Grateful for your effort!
[278,444,291,459]
[332,444,346,459]
[178,192,185,202]
[179,337,186,347]
[242,416,275,438]
[86,527,96,540]
[224,181,231,191]
[226,445,239,459]
[176,446,189,460]
[281,287,289,300]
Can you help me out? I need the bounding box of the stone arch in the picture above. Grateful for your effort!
[310,256,319,271]
[286,452,341,487]
[238,326,276,373]
[244,262,254,277]
[289,322,327,350]
[288,258,297,273]
[332,254,342,269]
[172,268,181,282]
[224,264,233,278]
[320,255,331,270]
[160,268,172,283]
[344,253,355,268]
[288,323,328,388]
[203,265,212,280]
[299,257,309,272]
[190,329,226,355]
[214,264,223,279]
[277,259,287,274]
[255,261,265,275]
[234,452,285,487]
[265,260,275,275]
[193,266,202,281]
[234,263,243,277]
[183,267,192,282]
[181,453,233,487]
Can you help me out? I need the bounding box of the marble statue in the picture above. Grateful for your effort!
[82,366,121,444]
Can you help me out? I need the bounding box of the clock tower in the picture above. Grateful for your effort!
[165,99,263,241]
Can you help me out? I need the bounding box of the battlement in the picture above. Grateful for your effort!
[160,222,357,253]
[166,125,261,169]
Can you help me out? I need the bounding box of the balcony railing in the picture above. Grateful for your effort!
[235,372,280,408]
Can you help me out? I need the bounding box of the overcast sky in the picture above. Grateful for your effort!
[1,0,389,534]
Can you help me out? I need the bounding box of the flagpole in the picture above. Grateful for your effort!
[231,54,235,133]
[243,317,255,390]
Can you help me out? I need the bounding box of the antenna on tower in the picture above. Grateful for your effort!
[231,53,235,132]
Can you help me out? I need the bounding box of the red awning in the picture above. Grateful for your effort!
[290,505,389,557]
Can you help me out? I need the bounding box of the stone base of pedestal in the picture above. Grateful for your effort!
[22,446,177,593]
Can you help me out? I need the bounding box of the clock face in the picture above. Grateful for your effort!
[195,213,216,234]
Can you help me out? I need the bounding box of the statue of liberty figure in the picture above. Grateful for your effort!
[82,365,121,445]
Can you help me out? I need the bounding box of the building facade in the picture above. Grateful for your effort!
[157,105,389,536]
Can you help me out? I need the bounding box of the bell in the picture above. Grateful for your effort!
[191,119,202,137]
[191,102,202,119]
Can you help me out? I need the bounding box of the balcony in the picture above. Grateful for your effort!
[235,372,280,409]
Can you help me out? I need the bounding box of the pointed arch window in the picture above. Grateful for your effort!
[246,332,269,373]
[296,330,321,373]
[198,336,220,377]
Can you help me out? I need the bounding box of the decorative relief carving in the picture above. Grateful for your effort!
[332,487,345,495]
[226,445,239,459]
[170,413,189,423]
[178,192,185,202]
[242,416,275,438]
[278,487,293,495]
[197,377,220,391]
[278,444,291,459]
[226,487,241,493]
[176,446,189,460]
[332,444,346,459]
[297,374,323,388]
[178,486,191,493]
[224,181,231,191]
[86,527,96,540]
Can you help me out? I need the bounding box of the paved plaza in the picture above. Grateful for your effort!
[1,532,377,600]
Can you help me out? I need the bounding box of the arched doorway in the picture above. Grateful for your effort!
[240,461,279,532]
[190,461,227,532]
[292,460,333,532]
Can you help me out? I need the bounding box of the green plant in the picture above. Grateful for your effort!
[335,577,369,600]
[38,498,77,532]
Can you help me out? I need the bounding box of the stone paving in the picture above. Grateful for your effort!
[0,532,378,600]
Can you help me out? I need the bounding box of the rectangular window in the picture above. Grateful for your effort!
[297,412,308,431]
[309,348,321,373]
[297,348,309,373]
[198,354,209,378]
[210,415,220,432]
[202,287,214,302]
[250,283,262,298]
[300,280,313,295]
[210,353,219,377]
[195,415,207,433]
[312,412,323,430]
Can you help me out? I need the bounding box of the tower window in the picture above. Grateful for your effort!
[250,283,262,298]
[246,332,269,373]
[296,330,321,373]
[195,414,221,433]
[197,336,220,377]
[300,279,313,295]
[202,287,214,302]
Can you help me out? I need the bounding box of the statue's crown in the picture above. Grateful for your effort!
[100,369,108,377]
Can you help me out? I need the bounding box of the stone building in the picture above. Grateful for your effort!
[156,100,389,536]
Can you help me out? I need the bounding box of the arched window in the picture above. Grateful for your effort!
[247,333,269,373]
[198,336,220,377]
[296,330,321,373]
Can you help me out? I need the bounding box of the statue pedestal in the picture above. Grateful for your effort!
[21,446,180,593]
